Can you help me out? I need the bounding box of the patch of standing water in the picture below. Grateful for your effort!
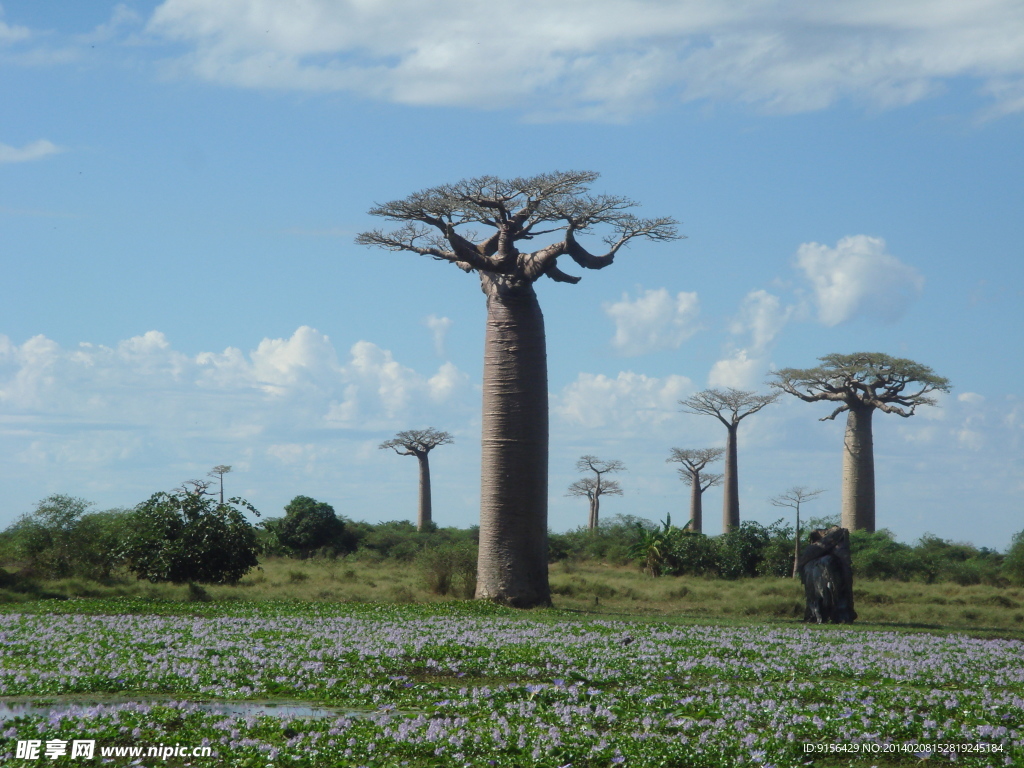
[0,695,371,721]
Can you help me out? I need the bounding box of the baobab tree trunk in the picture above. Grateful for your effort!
[842,405,875,532]
[416,454,431,532]
[689,481,703,533]
[589,495,599,531]
[722,424,739,533]
[476,284,551,608]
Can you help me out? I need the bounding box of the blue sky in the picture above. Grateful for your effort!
[2,1,1022,549]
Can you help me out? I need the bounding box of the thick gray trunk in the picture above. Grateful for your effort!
[475,286,551,607]
[722,424,739,533]
[689,479,702,533]
[588,495,599,532]
[841,405,875,532]
[416,454,431,532]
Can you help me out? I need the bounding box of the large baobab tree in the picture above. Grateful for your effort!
[769,486,825,578]
[567,455,626,531]
[679,388,779,534]
[769,352,950,532]
[358,171,679,607]
[666,447,724,533]
[379,428,453,532]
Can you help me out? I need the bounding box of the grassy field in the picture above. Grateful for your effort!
[7,557,1024,638]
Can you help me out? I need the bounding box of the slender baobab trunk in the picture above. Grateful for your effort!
[689,480,702,533]
[416,454,432,532]
[722,424,739,533]
[842,404,875,532]
[792,507,800,578]
[475,284,551,607]
[589,495,599,531]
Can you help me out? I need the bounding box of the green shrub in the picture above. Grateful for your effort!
[416,542,478,598]
[549,515,656,565]
[0,495,133,580]
[664,531,719,576]
[717,521,774,579]
[1004,530,1024,586]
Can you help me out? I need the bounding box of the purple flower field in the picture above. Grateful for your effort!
[1,602,1021,767]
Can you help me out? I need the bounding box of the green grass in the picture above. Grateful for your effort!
[3,557,1024,638]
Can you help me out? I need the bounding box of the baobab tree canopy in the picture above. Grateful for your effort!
[356,171,680,297]
[358,171,681,608]
[770,352,950,532]
[379,428,453,457]
[770,352,951,421]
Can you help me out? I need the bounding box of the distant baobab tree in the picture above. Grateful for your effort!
[666,447,724,533]
[379,428,454,531]
[679,388,779,533]
[208,465,233,504]
[770,486,825,577]
[358,171,680,607]
[770,352,950,532]
[567,455,626,531]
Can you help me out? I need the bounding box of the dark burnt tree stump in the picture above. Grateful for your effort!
[797,526,857,624]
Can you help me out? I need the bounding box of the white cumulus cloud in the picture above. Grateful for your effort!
[604,287,701,356]
[708,350,763,390]
[0,327,470,449]
[554,371,693,433]
[709,289,795,390]
[795,235,924,326]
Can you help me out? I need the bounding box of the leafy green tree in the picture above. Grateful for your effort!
[279,496,351,558]
[7,494,92,578]
[70,508,134,580]
[123,485,260,584]
[1004,530,1024,586]
[0,495,132,580]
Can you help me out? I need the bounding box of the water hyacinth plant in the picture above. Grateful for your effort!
[0,601,1021,767]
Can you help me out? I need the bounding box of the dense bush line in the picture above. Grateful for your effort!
[1,494,1022,590]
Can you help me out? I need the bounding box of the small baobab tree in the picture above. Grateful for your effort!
[379,428,454,531]
[769,352,950,532]
[567,455,625,531]
[358,171,679,607]
[769,486,825,578]
[208,465,233,504]
[679,388,779,534]
[666,447,724,533]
